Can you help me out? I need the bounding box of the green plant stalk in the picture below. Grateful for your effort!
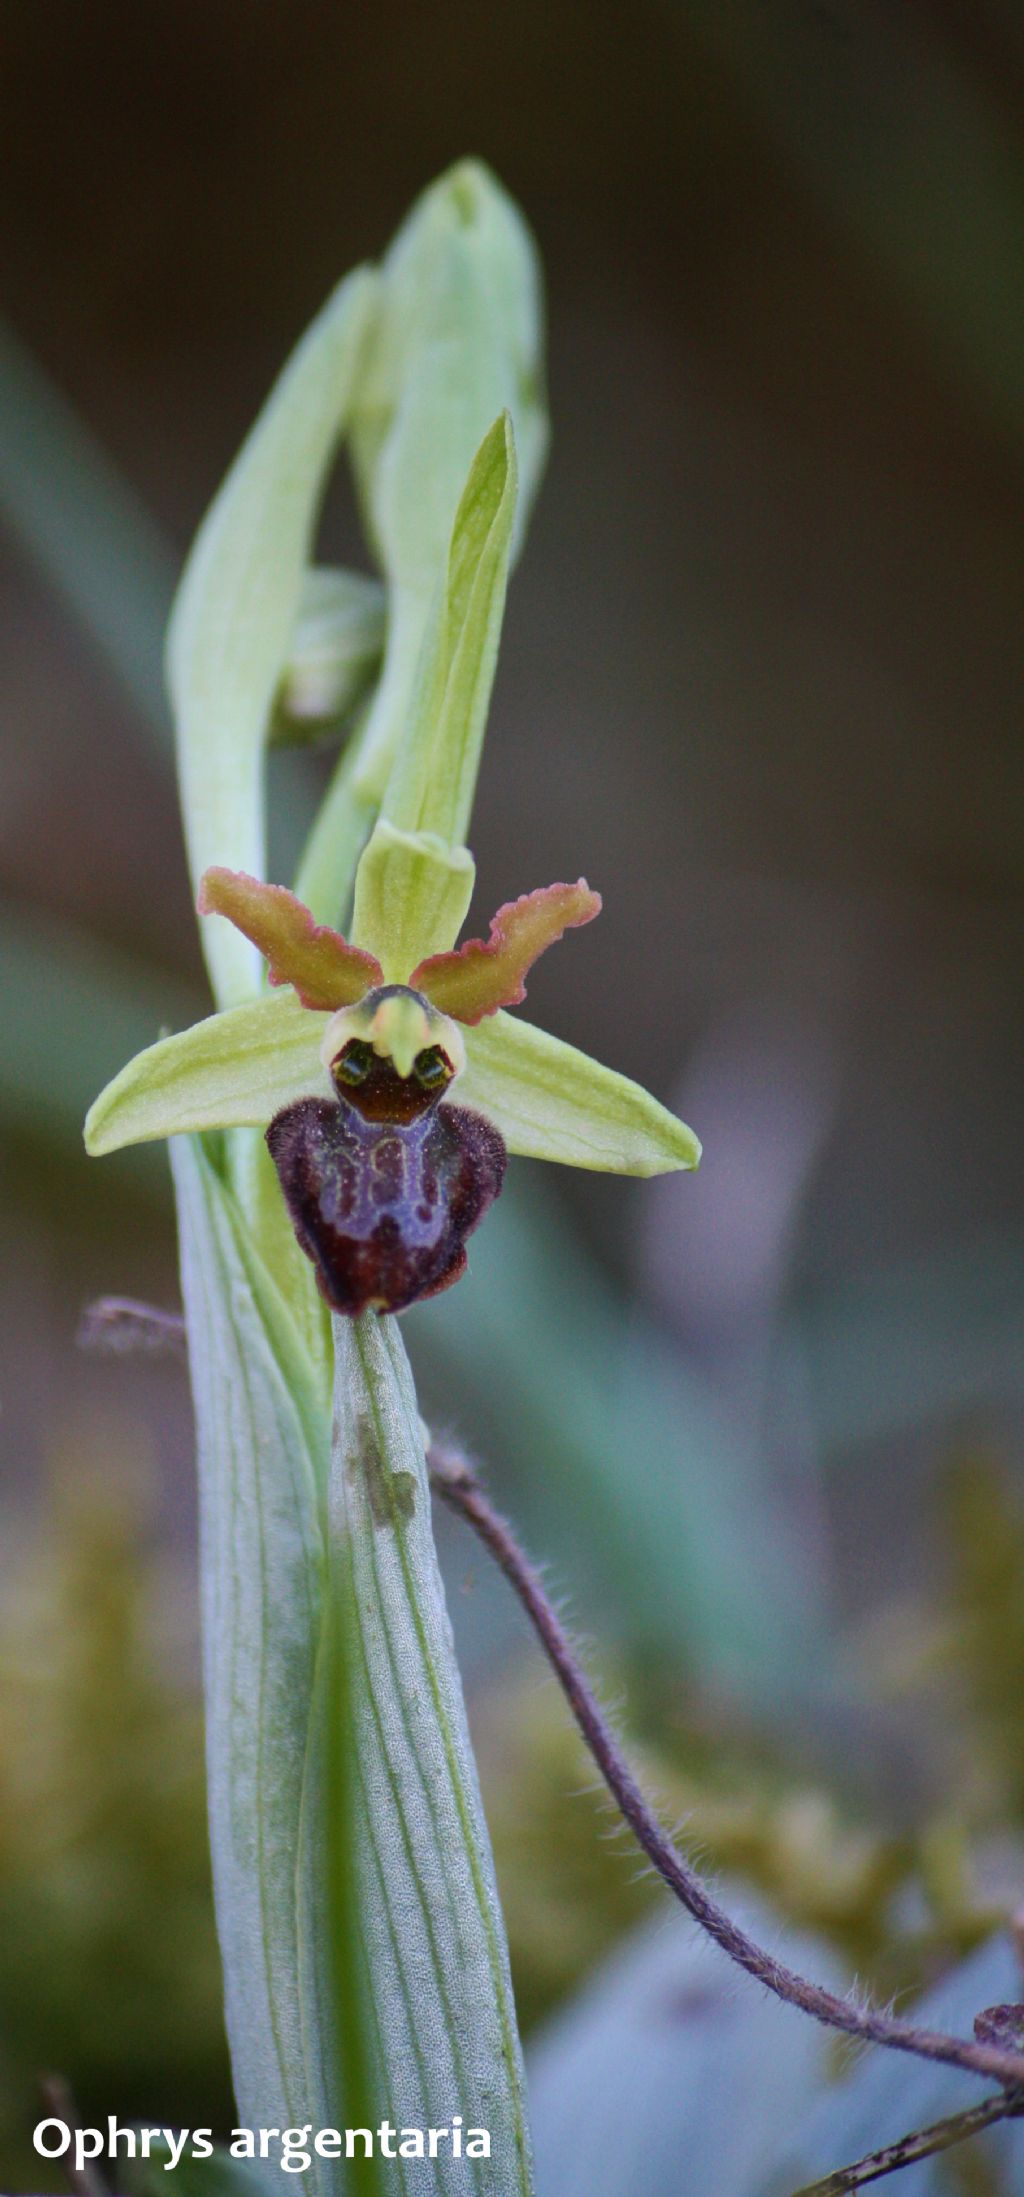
[329,1314,532,2192]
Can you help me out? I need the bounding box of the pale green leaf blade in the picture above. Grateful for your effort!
[330,1312,534,2195]
[459,1012,702,1175]
[170,1136,331,2168]
[342,158,547,823]
[350,160,546,590]
[230,1124,335,1415]
[348,417,517,974]
[84,991,330,1155]
[169,266,378,1007]
[297,160,548,922]
[378,411,518,851]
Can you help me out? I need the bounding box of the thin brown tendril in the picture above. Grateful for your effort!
[427,1438,1024,2096]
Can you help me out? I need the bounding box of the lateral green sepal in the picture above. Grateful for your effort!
[460,1011,702,1175]
[84,992,329,1155]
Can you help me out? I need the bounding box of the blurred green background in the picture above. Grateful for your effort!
[2,1,1023,2188]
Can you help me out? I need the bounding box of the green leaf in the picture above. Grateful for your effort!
[348,416,517,976]
[272,564,386,740]
[459,1011,702,1175]
[168,265,378,1008]
[296,161,548,926]
[342,158,547,819]
[379,411,518,850]
[84,991,329,1155]
[230,1124,335,1413]
[170,1137,332,2165]
[350,161,545,587]
[330,1312,534,2194]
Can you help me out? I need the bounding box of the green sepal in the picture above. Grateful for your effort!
[376,412,518,849]
[168,266,377,1008]
[350,818,475,978]
[84,985,701,1181]
[84,991,329,1156]
[459,1011,702,1175]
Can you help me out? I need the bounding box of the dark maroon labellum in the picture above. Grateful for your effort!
[266,1052,507,1318]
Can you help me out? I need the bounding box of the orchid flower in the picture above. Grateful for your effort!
[85,842,699,1315]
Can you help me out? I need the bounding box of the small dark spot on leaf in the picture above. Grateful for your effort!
[353,1422,417,1528]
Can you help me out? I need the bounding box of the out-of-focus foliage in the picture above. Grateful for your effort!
[938,1456,1024,1826]
[862,1451,1024,1839]
[0,1425,230,2187]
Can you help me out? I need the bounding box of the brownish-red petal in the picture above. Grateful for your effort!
[198,867,383,1011]
[410,880,601,1025]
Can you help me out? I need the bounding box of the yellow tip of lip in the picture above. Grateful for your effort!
[320,987,466,1081]
[370,992,433,1078]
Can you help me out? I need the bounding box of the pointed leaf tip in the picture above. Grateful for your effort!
[411,880,601,1023]
[198,866,382,1011]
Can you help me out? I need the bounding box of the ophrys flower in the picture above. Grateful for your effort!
[85,850,700,1314]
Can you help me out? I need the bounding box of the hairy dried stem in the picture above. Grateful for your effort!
[428,1439,1024,2096]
